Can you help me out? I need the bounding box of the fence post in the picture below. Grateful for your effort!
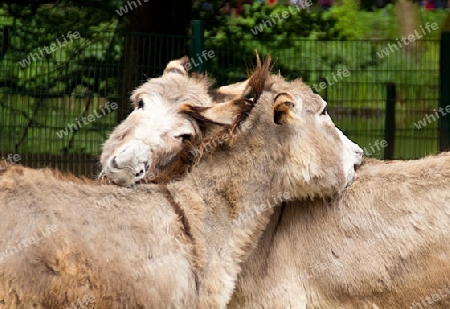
[384,82,396,160]
[439,16,450,152]
[0,26,11,61]
[191,20,205,73]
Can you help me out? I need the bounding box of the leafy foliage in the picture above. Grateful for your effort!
[203,2,342,84]
[0,2,122,97]
[0,1,447,160]
[328,0,448,39]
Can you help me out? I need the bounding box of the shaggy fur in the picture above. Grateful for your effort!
[0,165,199,308]
[229,153,450,309]
[0,58,361,308]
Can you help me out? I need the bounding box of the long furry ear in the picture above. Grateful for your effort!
[163,56,190,76]
[209,79,251,102]
[180,99,254,126]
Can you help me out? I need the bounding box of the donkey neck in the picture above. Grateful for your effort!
[185,145,286,223]
[167,147,289,307]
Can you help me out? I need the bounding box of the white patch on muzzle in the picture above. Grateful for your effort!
[102,140,151,186]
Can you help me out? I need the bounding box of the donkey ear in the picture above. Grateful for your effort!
[210,79,251,102]
[163,56,190,76]
[273,93,295,124]
[181,99,254,126]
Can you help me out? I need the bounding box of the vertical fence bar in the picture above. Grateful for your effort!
[384,82,396,160]
[191,20,205,73]
[319,77,328,101]
[439,17,450,152]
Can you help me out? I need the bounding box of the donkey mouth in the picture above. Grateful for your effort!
[99,157,150,186]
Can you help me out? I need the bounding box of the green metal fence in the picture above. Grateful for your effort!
[206,38,441,160]
[0,25,443,177]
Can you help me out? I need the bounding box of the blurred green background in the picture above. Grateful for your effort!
[0,0,448,177]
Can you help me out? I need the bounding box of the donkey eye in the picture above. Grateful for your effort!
[175,134,192,142]
[320,106,327,115]
[137,99,144,110]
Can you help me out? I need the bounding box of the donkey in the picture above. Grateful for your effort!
[100,56,252,186]
[0,56,362,308]
[229,153,450,309]
[101,58,450,308]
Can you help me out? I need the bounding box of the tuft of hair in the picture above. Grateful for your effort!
[248,52,272,103]
[147,138,201,184]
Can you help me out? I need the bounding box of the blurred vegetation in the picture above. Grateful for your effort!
[204,1,446,92]
[1,1,447,93]
[0,0,448,167]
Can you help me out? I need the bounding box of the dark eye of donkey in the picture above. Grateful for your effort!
[176,134,192,142]
[137,99,144,110]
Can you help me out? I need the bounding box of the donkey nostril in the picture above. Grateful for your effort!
[135,170,144,177]
[112,156,119,169]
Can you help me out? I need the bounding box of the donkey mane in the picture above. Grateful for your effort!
[247,53,272,103]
